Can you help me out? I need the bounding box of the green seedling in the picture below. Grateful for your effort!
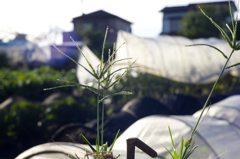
[44,27,136,158]
[164,0,240,158]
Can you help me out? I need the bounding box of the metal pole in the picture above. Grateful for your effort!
[126,138,157,159]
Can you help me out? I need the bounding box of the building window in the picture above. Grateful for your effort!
[170,18,182,32]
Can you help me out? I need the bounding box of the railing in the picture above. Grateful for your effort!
[126,138,157,159]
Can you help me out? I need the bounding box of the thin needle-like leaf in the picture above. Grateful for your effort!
[80,134,97,152]
[100,27,108,74]
[162,144,175,159]
[235,41,240,50]
[226,24,233,39]
[101,58,133,78]
[178,137,184,159]
[168,126,178,158]
[226,62,240,69]
[68,154,74,159]
[43,84,81,91]
[199,6,233,48]
[106,42,125,65]
[99,91,132,103]
[186,44,228,59]
[107,59,137,89]
[233,0,239,48]
[109,129,120,151]
[53,45,97,79]
[70,37,98,78]
[44,83,99,94]
[229,0,235,31]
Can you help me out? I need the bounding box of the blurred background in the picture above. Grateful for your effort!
[1,0,240,158]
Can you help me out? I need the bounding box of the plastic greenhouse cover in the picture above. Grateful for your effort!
[15,142,151,159]
[113,31,240,84]
[113,115,240,159]
[193,95,240,129]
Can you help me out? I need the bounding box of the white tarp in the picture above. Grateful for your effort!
[15,142,150,159]
[114,31,240,84]
[193,95,240,129]
[113,115,240,159]
[76,31,240,85]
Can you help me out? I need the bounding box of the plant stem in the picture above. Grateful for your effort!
[97,80,100,152]
[101,90,105,146]
[190,49,235,138]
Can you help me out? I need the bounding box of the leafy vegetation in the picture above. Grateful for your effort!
[47,27,135,158]
[76,24,113,60]
[178,4,230,39]
[0,66,77,103]
[0,93,97,157]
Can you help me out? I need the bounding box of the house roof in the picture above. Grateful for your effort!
[160,1,236,13]
[72,10,132,24]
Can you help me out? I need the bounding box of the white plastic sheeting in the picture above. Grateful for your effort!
[193,95,240,129]
[114,31,240,84]
[113,115,240,159]
[15,142,150,159]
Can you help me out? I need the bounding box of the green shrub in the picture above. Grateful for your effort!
[0,92,97,155]
[0,66,78,103]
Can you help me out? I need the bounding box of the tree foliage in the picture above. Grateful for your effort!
[76,24,113,61]
[178,4,230,39]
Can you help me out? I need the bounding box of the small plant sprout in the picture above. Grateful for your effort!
[44,26,136,158]
[164,0,240,158]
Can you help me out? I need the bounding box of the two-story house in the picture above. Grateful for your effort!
[49,10,132,69]
[160,1,237,35]
[63,10,132,43]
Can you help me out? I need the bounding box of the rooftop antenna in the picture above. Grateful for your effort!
[81,0,84,15]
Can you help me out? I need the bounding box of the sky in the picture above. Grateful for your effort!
[0,0,238,44]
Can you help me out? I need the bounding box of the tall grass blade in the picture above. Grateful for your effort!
[109,129,120,151]
[56,79,99,93]
[184,143,198,159]
[186,44,228,59]
[43,84,81,91]
[53,44,97,79]
[162,144,175,159]
[101,58,133,77]
[229,0,235,31]
[105,42,125,66]
[85,149,90,159]
[107,59,137,89]
[99,91,132,103]
[100,142,108,152]
[233,0,239,48]
[44,82,99,94]
[168,126,178,158]
[178,136,184,159]
[234,41,240,50]
[100,27,108,74]
[70,37,98,78]
[105,73,116,87]
[68,154,74,159]
[226,24,233,39]
[198,7,232,48]
[75,153,80,159]
[109,67,135,77]
[226,62,240,69]
[80,134,97,152]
